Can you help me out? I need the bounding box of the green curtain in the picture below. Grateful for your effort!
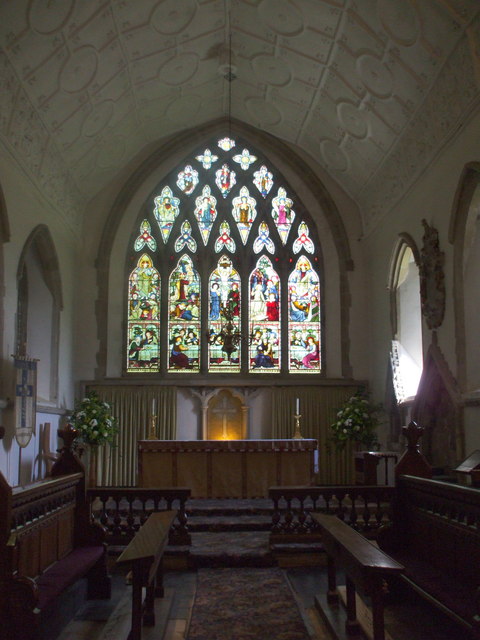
[271,385,360,484]
[87,385,177,486]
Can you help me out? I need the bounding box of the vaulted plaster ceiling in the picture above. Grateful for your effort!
[1,0,480,234]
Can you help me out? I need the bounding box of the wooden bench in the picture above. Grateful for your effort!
[0,470,111,640]
[312,512,404,640]
[117,510,176,640]
[377,474,480,639]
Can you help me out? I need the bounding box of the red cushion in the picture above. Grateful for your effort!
[36,546,104,611]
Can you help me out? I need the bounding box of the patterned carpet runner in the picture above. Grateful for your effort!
[186,567,311,640]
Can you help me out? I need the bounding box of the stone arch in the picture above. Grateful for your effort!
[0,183,10,398]
[16,224,63,402]
[94,118,356,379]
[449,162,480,391]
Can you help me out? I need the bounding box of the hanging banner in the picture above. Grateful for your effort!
[13,355,37,448]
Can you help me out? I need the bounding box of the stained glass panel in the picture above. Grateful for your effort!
[233,148,257,170]
[218,137,236,151]
[194,185,218,245]
[293,221,314,254]
[271,187,295,244]
[253,222,275,254]
[196,148,218,169]
[215,221,236,253]
[177,165,199,195]
[168,255,200,372]
[127,254,160,372]
[208,256,241,373]
[253,165,273,198]
[232,186,257,244]
[215,163,236,198]
[249,256,280,373]
[134,220,156,252]
[153,186,180,243]
[174,220,197,253]
[288,256,320,373]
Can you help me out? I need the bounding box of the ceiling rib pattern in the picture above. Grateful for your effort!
[0,0,479,233]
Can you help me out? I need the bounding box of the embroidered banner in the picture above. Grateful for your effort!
[14,355,37,448]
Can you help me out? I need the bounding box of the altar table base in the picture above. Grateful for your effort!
[138,439,317,498]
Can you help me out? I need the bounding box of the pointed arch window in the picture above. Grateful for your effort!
[125,134,323,376]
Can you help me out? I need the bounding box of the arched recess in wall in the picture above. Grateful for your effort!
[0,183,11,397]
[95,119,355,380]
[450,162,480,392]
[388,234,423,409]
[16,225,63,404]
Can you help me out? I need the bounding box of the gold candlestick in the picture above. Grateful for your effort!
[293,413,304,439]
[148,414,157,440]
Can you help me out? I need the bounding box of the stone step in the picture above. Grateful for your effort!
[185,498,274,517]
[187,514,272,532]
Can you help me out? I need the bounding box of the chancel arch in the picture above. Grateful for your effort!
[97,120,354,381]
[0,183,10,400]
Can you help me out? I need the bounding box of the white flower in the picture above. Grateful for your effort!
[90,419,98,427]
[343,428,347,433]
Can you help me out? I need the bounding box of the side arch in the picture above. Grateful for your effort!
[16,224,63,402]
[449,162,480,390]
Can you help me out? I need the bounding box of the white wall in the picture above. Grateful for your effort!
[363,109,480,453]
[0,148,80,485]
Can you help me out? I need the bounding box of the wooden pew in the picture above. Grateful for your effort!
[312,513,404,640]
[117,510,176,640]
[377,474,480,639]
[0,470,111,640]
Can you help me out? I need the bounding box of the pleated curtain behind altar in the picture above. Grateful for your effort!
[86,385,177,486]
[271,385,361,485]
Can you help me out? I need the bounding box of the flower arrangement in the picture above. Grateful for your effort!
[330,390,380,450]
[68,391,118,446]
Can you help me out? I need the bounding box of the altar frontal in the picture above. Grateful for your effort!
[138,439,317,498]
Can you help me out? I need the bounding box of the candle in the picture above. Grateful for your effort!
[296,397,300,414]
[152,398,156,415]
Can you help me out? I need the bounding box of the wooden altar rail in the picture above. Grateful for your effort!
[269,485,395,544]
[87,487,191,546]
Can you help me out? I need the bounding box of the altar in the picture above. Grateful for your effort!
[138,439,317,498]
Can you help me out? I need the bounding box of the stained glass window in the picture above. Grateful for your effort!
[208,256,241,373]
[126,134,322,375]
[127,254,160,372]
[249,256,280,373]
[288,256,320,373]
[168,255,200,372]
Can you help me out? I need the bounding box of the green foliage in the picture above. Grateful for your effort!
[69,391,118,446]
[330,390,380,450]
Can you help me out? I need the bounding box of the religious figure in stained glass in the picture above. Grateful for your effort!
[288,256,320,373]
[233,148,257,170]
[232,186,257,244]
[218,137,236,151]
[249,256,280,372]
[215,163,236,198]
[253,222,275,254]
[272,187,295,244]
[153,186,180,243]
[134,220,156,252]
[253,165,273,198]
[194,185,218,245]
[293,221,314,254]
[174,220,197,253]
[196,148,218,169]
[215,221,236,253]
[208,256,241,372]
[168,255,200,372]
[177,165,199,195]
[127,254,160,371]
